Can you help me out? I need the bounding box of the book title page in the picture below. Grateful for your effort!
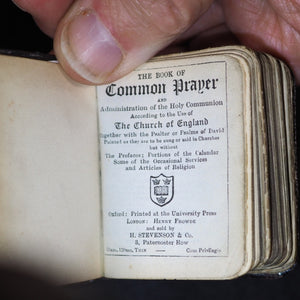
[98,58,230,259]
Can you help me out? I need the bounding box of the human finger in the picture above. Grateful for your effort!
[54,0,214,85]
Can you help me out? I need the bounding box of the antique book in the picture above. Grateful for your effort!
[0,46,296,284]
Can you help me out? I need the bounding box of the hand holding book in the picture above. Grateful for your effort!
[2,0,297,284]
[12,0,300,85]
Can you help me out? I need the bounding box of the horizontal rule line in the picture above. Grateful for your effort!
[105,254,229,258]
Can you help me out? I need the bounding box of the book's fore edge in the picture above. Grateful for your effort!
[0,49,56,61]
[249,55,298,278]
[294,84,299,273]
[269,65,298,277]
[281,71,299,276]
[262,55,289,267]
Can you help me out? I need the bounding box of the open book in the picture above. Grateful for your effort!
[0,46,296,284]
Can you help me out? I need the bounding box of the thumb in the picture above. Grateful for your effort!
[54,0,213,85]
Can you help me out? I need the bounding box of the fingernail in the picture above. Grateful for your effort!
[61,10,123,83]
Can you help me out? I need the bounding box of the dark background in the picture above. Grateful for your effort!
[1,2,300,300]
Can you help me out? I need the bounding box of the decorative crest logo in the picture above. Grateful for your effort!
[150,174,174,207]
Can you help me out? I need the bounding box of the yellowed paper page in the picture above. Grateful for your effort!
[0,55,102,284]
[98,53,252,279]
